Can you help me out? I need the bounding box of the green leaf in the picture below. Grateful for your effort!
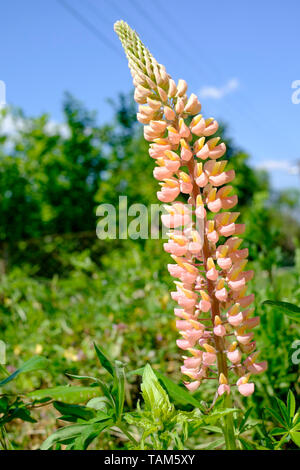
[0,396,9,413]
[265,407,286,428]
[0,356,49,387]
[27,386,99,404]
[94,343,114,377]
[290,431,300,447]
[65,373,99,382]
[262,300,300,322]
[238,407,253,433]
[270,427,286,436]
[71,421,111,450]
[141,364,174,421]
[40,421,112,450]
[287,390,296,421]
[155,371,205,411]
[197,438,225,450]
[129,367,204,411]
[239,437,255,450]
[292,419,300,430]
[53,402,95,421]
[201,425,223,433]
[65,372,115,404]
[86,397,111,412]
[6,407,36,424]
[112,361,125,419]
[275,397,289,426]
[201,408,240,426]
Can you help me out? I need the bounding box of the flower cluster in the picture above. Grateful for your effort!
[114,21,267,397]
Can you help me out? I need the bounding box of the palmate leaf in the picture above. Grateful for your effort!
[262,300,300,322]
[0,356,49,387]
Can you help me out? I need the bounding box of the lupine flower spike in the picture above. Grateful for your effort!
[114,21,267,398]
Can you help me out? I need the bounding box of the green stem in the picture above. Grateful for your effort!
[222,394,237,450]
[118,423,138,446]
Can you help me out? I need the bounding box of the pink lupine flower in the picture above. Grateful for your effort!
[237,375,255,397]
[185,380,201,392]
[226,341,242,364]
[218,373,231,396]
[244,352,268,374]
[114,21,266,399]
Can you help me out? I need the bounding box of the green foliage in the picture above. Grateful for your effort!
[262,300,300,322]
[40,344,125,450]
[125,365,238,450]
[261,391,300,449]
[38,351,241,450]
[0,354,49,449]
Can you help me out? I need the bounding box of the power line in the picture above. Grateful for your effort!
[129,0,192,60]
[57,0,122,57]
[106,0,242,127]
[152,0,264,132]
[74,0,290,148]
[154,0,296,144]
[127,0,259,132]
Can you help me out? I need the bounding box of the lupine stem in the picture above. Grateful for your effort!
[188,156,236,449]
[222,394,237,450]
[187,152,228,381]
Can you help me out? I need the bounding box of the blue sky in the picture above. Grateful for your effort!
[1,0,299,190]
